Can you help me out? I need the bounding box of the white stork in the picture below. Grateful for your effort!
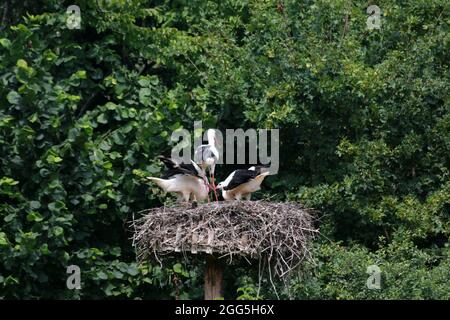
[146,156,210,203]
[216,166,270,201]
[194,129,219,202]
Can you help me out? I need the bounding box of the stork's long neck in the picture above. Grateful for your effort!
[199,176,209,190]
[207,129,215,146]
[199,177,210,196]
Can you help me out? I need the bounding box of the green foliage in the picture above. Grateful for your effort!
[293,240,449,299]
[0,0,448,299]
[236,275,263,300]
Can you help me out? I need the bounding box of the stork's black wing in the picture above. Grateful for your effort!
[179,163,201,176]
[223,169,259,190]
[159,156,201,179]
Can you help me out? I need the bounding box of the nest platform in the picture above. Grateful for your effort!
[132,200,318,279]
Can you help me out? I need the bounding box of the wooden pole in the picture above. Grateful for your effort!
[204,255,223,300]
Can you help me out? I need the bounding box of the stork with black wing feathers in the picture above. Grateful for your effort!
[146,156,210,203]
[194,129,220,202]
[216,165,270,201]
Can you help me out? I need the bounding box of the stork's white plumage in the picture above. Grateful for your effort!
[194,129,220,202]
[146,157,210,203]
[216,167,270,201]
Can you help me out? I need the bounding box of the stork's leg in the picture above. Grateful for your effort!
[182,192,190,203]
[211,173,219,203]
[191,193,199,207]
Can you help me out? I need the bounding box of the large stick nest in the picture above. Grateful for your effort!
[132,200,319,278]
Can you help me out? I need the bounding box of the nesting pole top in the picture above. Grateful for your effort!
[132,200,318,278]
